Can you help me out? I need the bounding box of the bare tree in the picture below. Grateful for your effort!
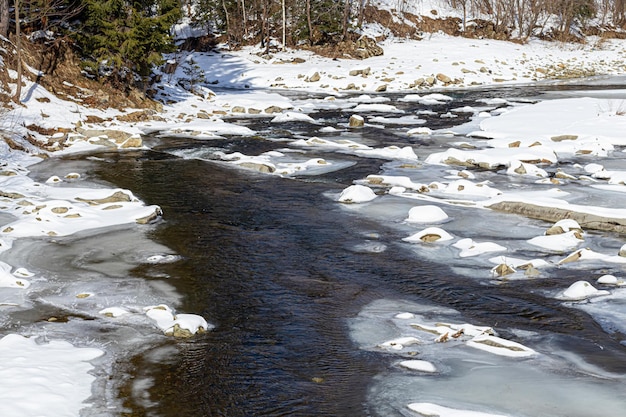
[14,0,22,103]
[0,0,8,38]
[342,0,351,40]
[281,0,285,50]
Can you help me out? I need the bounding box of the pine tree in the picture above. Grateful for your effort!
[74,0,181,86]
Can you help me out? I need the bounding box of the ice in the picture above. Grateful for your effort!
[407,403,508,417]
[351,299,626,417]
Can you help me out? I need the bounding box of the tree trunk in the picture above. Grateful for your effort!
[14,0,22,103]
[357,0,368,28]
[281,0,286,50]
[342,0,350,40]
[306,0,313,44]
[222,0,231,44]
[241,0,247,37]
[0,0,8,38]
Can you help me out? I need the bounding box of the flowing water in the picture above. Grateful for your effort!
[20,81,626,416]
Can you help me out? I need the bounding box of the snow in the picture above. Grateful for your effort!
[0,334,103,417]
[558,280,610,301]
[405,205,449,223]
[398,360,438,373]
[338,184,378,203]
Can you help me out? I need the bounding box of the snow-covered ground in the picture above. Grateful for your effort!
[1,1,626,414]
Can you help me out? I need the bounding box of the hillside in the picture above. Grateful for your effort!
[0,0,624,156]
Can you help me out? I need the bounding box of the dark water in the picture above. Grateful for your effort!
[55,82,626,416]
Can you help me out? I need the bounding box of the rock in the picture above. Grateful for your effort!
[405,205,448,223]
[560,280,609,300]
[349,115,365,127]
[487,201,626,234]
[231,106,246,113]
[403,227,454,243]
[349,67,371,76]
[551,134,578,141]
[305,72,321,82]
[248,108,262,114]
[116,110,155,123]
[355,36,383,59]
[492,263,515,277]
[619,243,626,257]
[120,136,143,148]
[436,73,452,84]
[264,105,283,114]
[375,84,388,92]
[597,274,619,285]
[545,219,583,237]
[135,207,163,224]
[238,162,275,173]
[76,191,133,205]
[338,184,377,203]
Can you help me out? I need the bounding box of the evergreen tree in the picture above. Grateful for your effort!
[74,0,181,86]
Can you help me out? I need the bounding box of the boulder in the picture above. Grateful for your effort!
[436,73,452,84]
[349,115,365,127]
[355,36,384,59]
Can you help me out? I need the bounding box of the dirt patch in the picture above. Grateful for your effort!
[0,35,160,111]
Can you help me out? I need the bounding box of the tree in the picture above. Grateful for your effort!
[14,0,21,103]
[74,0,181,87]
[0,0,8,37]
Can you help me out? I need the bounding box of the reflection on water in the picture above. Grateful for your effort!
[24,82,626,416]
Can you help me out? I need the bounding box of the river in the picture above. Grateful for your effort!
[20,81,626,416]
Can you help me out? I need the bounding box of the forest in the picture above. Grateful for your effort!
[0,0,625,87]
